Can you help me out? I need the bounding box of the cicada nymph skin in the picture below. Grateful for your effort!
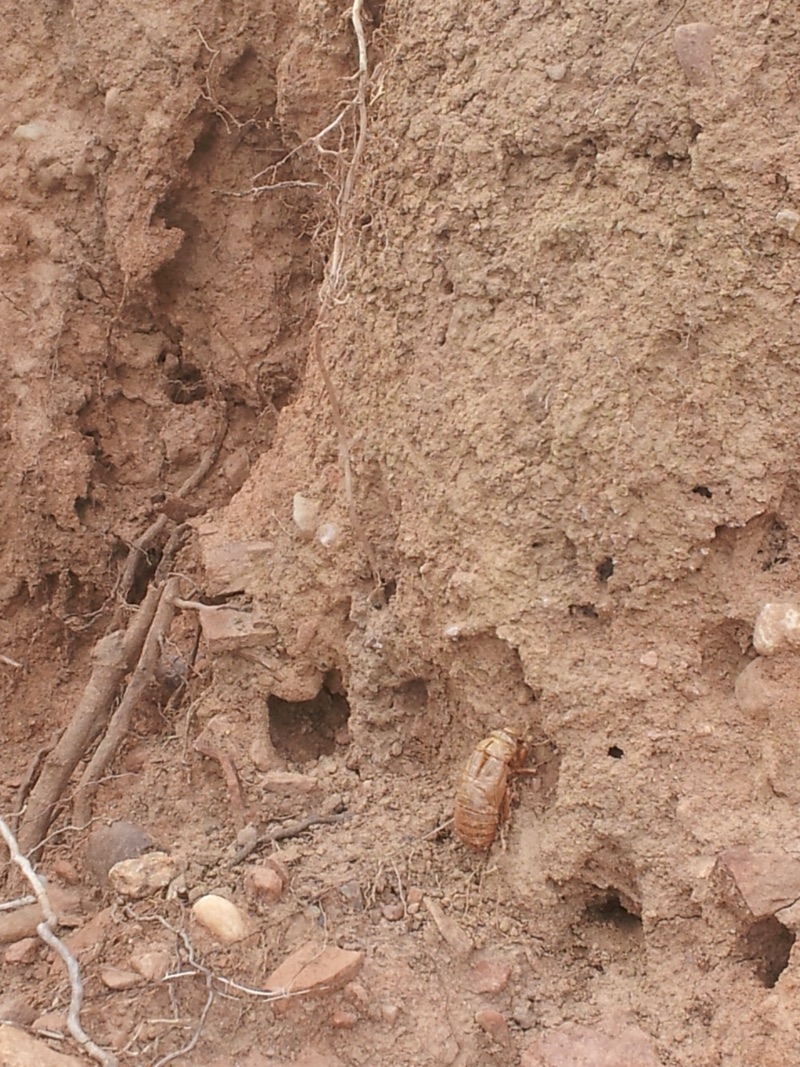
[453,728,529,850]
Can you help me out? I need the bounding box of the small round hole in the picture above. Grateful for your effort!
[608,745,624,759]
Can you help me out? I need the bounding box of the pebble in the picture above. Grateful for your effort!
[0,886,82,945]
[51,858,80,885]
[545,63,567,82]
[32,1011,68,1036]
[475,1008,512,1049]
[108,852,177,899]
[261,770,319,796]
[330,1008,358,1029]
[3,937,38,965]
[129,948,172,981]
[406,887,424,906]
[246,864,285,903]
[381,1003,400,1025]
[753,602,800,655]
[734,658,775,715]
[469,957,512,994]
[192,894,250,943]
[776,210,800,241]
[672,22,715,83]
[338,880,364,910]
[264,941,364,998]
[86,821,154,886]
[100,965,144,990]
[381,902,405,922]
[344,981,369,1007]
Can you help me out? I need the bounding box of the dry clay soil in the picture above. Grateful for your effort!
[3,1,800,1065]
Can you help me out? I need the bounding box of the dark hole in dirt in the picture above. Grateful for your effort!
[363,0,385,27]
[268,686,351,763]
[692,485,713,498]
[758,517,790,571]
[608,745,624,758]
[381,578,397,604]
[585,893,642,935]
[393,678,429,713]
[74,496,91,521]
[741,917,795,988]
[596,556,614,582]
[569,603,598,618]
[166,363,207,404]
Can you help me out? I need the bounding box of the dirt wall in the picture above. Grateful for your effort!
[3,1,800,1064]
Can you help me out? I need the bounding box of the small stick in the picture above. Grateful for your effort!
[229,812,352,866]
[0,817,117,1067]
[0,653,23,669]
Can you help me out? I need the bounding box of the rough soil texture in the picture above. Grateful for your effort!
[3,1,800,1065]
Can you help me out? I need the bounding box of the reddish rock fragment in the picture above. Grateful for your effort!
[3,937,38,964]
[469,957,511,994]
[715,848,800,919]
[475,1008,512,1048]
[100,965,144,990]
[0,1023,84,1066]
[424,897,473,958]
[330,1007,358,1029]
[264,942,364,998]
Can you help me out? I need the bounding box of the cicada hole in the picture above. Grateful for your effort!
[267,677,351,763]
[739,916,794,988]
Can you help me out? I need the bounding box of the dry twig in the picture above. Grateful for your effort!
[0,817,116,1067]
[229,811,352,866]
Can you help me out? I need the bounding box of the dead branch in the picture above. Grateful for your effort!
[16,588,161,859]
[0,652,23,669]
[0,817,117,1067]
[229,811,352,866]
[73,576,181,829]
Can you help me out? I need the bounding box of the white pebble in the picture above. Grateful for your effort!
[292,492,319,537]
[318,521,340,547]
[753,602,800,655]
[776,210,800,240]
[192,894,249,943]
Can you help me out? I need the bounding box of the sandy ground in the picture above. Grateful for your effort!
[3,1,800,1064]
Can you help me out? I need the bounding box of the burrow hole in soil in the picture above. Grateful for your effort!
[584,892,643,938]
[741,916,795,988]
[268,679,351,763]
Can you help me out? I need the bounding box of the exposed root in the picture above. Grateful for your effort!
[73,575,181,829]
[229,811,353,866]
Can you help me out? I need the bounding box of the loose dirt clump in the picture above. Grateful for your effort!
[3,1,800,1065]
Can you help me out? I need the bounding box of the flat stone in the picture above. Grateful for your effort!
[0,1023,85,1066]
[715,848,800,918]
[264,942,364,998]
[3,937,39,964]
[521,1017,661,1066]
[261,771,319,796]
[129,948,172,981]
[0,887,82,944]
[100,965,144,990]
[108,852,177,899]
[198,605,277,652]
[673,23,715,83]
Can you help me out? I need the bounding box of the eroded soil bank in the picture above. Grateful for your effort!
[3,1,800,1064]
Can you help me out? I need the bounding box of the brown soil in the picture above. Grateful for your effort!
[3,0,800,1064]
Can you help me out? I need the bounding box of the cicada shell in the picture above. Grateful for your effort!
[453,728,528,850]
